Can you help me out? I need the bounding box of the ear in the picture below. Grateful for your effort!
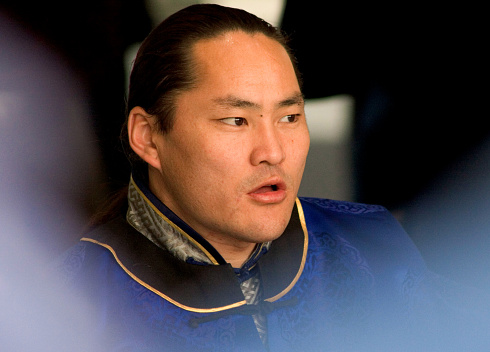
[127,106,162,170]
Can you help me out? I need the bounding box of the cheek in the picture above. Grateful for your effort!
[203,134,247,166]
[286,135,310,169]
[299,138,311,167]
[189,141,241,188]
[198,143,250,201]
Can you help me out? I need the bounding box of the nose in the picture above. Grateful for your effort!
[250,124,286,166]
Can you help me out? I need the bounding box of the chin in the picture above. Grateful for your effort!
[243,217,290,243]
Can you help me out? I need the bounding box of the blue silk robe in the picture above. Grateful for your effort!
[59,179,489,351]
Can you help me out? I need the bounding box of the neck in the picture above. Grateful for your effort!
[203,235,257,268]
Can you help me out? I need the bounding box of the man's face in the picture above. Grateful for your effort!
[149,31,310,249]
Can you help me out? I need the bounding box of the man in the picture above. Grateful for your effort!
[59,4,489,351]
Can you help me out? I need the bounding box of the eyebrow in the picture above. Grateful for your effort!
[212,92,304,110]
[278,92,305,108]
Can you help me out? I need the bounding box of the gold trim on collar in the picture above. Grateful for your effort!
[265,197,309,302]
[130,176,220,265]
[80,237,246,313]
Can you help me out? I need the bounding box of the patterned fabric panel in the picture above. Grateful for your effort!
[126,181,212,264]
[300,197,386,214]
[240,271,268,346]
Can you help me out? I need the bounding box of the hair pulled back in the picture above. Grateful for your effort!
[126,4,301,136]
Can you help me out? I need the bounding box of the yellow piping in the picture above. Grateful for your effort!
[265,197,309,302]
[81,237,246,313]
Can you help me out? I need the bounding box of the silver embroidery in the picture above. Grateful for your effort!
[126,181,212,264]
[241,275,268,346]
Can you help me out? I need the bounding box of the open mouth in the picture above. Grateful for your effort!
[248,180,287,203]
[252,184,280,194]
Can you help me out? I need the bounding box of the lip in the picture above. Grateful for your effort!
[247,177,287,204]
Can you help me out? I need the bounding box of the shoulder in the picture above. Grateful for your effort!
[54,239,111,287]
[298,196,402,246]
[299,196,387,215]
[298,197,396,231]
[298,196,423,270]
[54,217,133,283]
[298,196,408,240]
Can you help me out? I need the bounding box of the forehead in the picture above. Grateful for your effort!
[190,31,299,93]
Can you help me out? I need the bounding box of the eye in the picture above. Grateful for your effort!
[221,117,247,126]
[279,114,299,123]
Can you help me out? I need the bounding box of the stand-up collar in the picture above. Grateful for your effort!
[128,172,226,265]
[81,172,309,312]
